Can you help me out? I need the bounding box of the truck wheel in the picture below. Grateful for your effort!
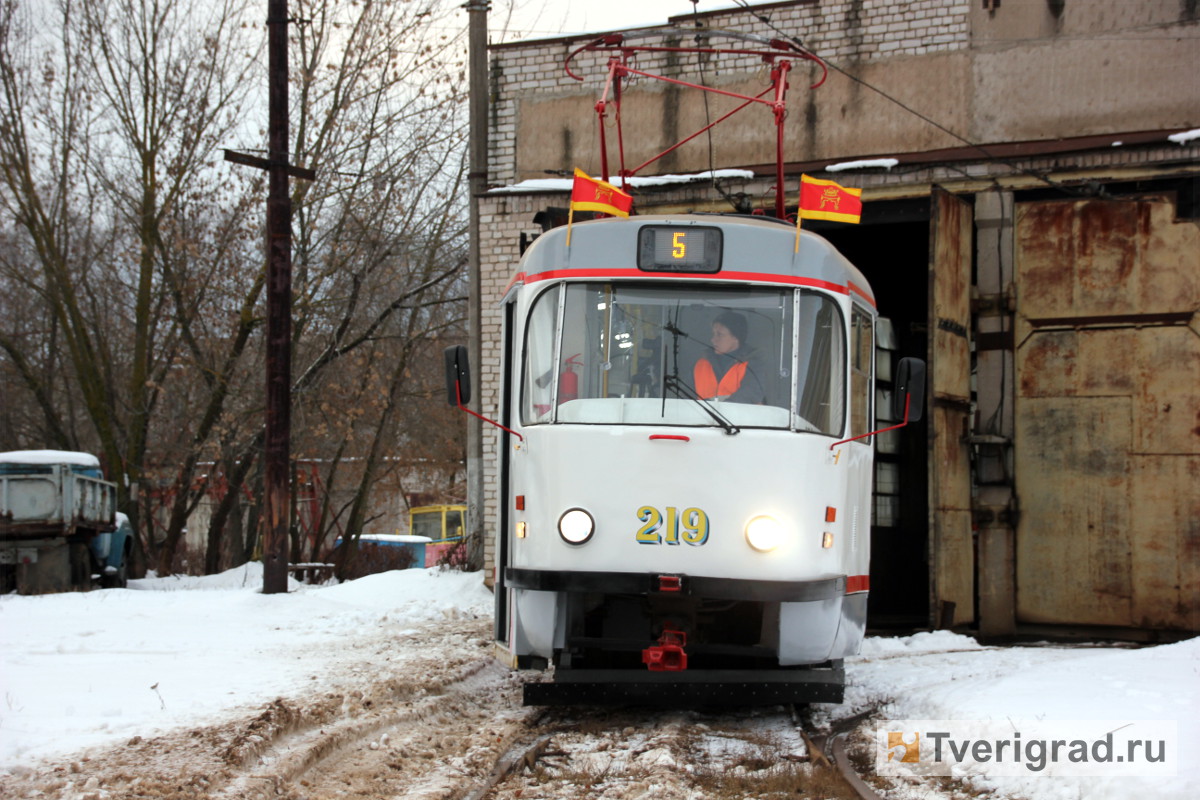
[69,542,92,591]
[102,556,129,589]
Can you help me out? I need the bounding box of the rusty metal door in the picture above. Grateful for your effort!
[1013,197,1200,630]
[928,188,975,627]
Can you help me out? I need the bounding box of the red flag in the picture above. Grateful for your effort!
[570,168,633,217]
[798,174,862,224]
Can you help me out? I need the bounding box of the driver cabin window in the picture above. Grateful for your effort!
[850,308,873,439]
[521,285,560,424]
[796,292,845,435]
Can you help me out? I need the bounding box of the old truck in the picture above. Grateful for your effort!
[0,450,128,594]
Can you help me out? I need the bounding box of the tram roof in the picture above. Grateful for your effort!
[506,214,875,308]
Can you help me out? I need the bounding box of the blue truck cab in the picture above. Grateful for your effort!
[89,511,133,588]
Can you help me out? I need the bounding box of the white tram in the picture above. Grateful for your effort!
[447,213,924,705]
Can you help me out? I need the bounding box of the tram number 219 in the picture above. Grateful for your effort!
[636,506,709,546]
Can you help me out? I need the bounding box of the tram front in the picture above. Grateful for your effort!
[472,215,898,705]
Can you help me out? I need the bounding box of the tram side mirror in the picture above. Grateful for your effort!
[892,357,926,423]
[444,345,471,406]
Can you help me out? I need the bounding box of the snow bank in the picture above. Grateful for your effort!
[843,632,1199,800]
[0,566,491,767]
[857,629,983,657]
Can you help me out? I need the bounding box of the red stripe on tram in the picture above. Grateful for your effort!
[522,267,853,295]
[845,575,870,594]
[847,280,877,307]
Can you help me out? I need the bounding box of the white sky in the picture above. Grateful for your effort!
[491,0,762,43]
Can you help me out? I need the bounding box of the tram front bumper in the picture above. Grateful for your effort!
[504,567,848,602]
[522,664,845,706]
[505,568,860,668]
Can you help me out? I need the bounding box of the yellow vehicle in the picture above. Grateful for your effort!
[408,504,466,566]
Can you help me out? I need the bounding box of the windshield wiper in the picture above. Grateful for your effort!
[664,375,740,435]
[660,314,740,435]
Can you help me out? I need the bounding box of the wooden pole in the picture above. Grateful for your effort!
[263,0,292,594]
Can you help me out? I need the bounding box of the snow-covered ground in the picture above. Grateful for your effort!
[1,565,1196,799]
[0,566,493,767]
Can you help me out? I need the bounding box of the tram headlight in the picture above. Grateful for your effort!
[745,515,784,552]
[558,508,595,545]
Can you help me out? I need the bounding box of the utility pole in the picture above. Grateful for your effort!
[224,0,314,594]
[261,0,292,595]
[465,0,488,572]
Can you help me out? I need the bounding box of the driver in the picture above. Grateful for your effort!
[693,311,767,403]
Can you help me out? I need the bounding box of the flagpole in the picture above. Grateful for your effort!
[566,204,574,248]
[794,174,805,253]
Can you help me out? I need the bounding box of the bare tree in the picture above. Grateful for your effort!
[274,0,470,572]
[0,0,268,574]
[0,0,470,578]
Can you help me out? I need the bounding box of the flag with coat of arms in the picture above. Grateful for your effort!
[795,174,863,251]
[567,168,633,245]
[798,174,863,223]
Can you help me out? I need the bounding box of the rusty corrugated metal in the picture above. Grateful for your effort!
[928,189,975,628]
[1014,197,1200,631]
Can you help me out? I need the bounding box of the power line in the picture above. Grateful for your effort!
[726,0,1100,197]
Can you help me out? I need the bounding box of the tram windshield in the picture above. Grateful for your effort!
[522,283,846,434]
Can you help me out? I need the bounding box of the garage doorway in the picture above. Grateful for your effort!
[819,200,931,630]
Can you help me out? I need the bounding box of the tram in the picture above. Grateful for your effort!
[446,212,924,705]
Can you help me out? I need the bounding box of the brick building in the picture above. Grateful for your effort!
[476,0,1199,638]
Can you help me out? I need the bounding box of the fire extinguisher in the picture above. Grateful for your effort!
[559,354,582,403]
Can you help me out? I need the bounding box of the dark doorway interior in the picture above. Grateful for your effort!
[817,204,931,630]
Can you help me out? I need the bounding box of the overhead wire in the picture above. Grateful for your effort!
[692,2,717,191]
[725,0,1102,197]
[690,0,753,213]
[672,1,766,212]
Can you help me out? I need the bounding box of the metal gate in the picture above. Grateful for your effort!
[928,189,975,627]
[1013,196,1199,631]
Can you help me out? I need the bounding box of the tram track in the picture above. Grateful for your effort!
[210,655,527,800]
[797,705,890,800]
[828,733,887,800]
[453,699,888,800]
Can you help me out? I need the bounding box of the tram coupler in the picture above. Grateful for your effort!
[642,628,688,671]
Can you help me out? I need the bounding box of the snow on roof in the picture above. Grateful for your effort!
[825,158,899,172]
[1167,128,1200,145]
[0,450,101,468]
[488,169,756,194]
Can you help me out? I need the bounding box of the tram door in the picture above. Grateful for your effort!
[495,300,517,646]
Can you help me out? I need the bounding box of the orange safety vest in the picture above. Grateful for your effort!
[694,358,748,399]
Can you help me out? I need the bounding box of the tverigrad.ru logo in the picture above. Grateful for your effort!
[875,720,1177,777]
[886,731,920,763]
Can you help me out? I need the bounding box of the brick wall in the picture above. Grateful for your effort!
[477,193,558,577]
[488,1,972,184]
